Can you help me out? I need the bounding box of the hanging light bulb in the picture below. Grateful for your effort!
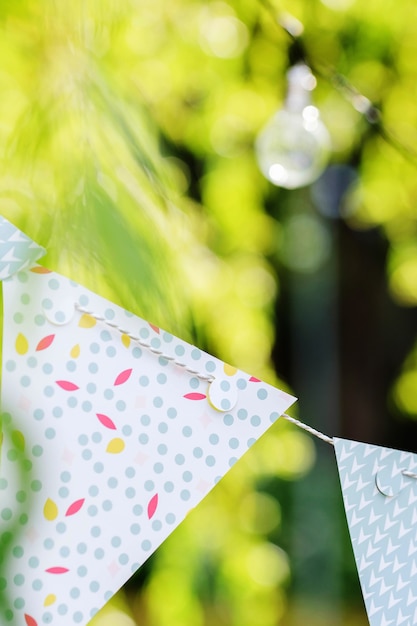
[256,64,331,189]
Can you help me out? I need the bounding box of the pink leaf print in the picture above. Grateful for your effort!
[56,380,79,391]
[114,368,132,386]
[36,334,55,351]
[96,413,117,430]
[184,393,206,401]
[149,323,160,334]
[65,498,85,517]
[45,567,69,574]
[147,494,158,519]
[249,376,261,382]
[24,615,38,626]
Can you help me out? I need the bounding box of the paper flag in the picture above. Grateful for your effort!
[0,216,45,281]
[0,216,296,626]
[335,438,417,626]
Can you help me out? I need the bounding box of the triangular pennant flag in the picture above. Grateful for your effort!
[334,438,417,626]
[0,216,45,280]
[0,217,296,626]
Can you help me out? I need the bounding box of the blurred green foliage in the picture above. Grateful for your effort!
[0,0,416,624]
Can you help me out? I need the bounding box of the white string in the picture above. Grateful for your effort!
[75,304,336,445]
[282,414,334,446]
[74,304,215,383]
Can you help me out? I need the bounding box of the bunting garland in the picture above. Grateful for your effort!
[0,215,416,626]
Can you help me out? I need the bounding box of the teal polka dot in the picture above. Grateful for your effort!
[191,349,201,360]
[153,397,163,408]
[104,389,113,400]
[157,373,167,384]
[164,481,174,493]
[12,546,24,558]
[29,556,39,568]
[270,411,279,423]
[82,449,92,461]
[67,396,77,408]
[174,345,185,357]
[70,587,81,599]
[0,479,7,490]
[43,363,53,374]
[206,455,216,467]
[166,513,176,524]
[61,471,71,483]
[53,406,63,418]
[221,399,231,410]
[163,332,173,342]
[82,401,92,412]
[257,388,268,400]
[4,609,13,622]
[175,454,185,465]
[67,361,76,373]
[16,491,27,503]
[237,378,247,389]
[32,445,43,458]
[102,500,112,511]
[167,407,177,419]
[60,546,70,557]
[223,414,234,426]
[94,548,104,559]
[152,520,162,531]
[119,553,129,565]
[21,293,30,305]
[90,343,100,354]
[57,522,67,533]
[100,331,112,342]
[59,486,69,497]
[45,428,55,439]
[20,375,31,387]
[190,377,199,389]
[139,433,149,444]
[133,348,142,359]
[13,574,24,586]
[87,383,97,394]
[58,605,68,615]
[42,298,53,309]
[19,514,28,526]
[206,361,216,373]
[44,386,54,397]
[34,314,46,326]
[193,447,203,459]
[238,409,248,420]
[229,438,239,449]
[180,489,190,501]
[139,328,150,339]
[31,480,42,492]
[116,400,126,411]
[151,338,161,349]
[209,434,219,445]
[139,376,149,387]
[90,581,100,592]
[182,426,192,437]
[7,449,18,462]
[130,523,141,535]
[111,536,122,547]
[13,312,24,324]
[183,471,193,482]
[88,505,98,516]
[133,504,143,516]
[154,462,164,473]
[125,488,136,499]
[77,566,88,577]
[27,357,37,368]
[48,278,60,290]
[247,438,256,447]
[220,380,230,391]
[251,415,261,427]
[74,611,83,623]
[32,579,43,590]
[122,425,132,436]
[77,543,87,554]
[105,309,115,320]
[158,444,167,455]
[144,480,154,491]
[125,467,136,479]
[106,346,116,358]
[229,457,237,467]
[5,360,16,372]
[89,363,99,374]
[108,477,118,488]
[158,422,168,434]
[1,532,12,545]
[92,432,102,444]
[44,538,54,549]
[79,434,88,446]
[141,540,152,551]
[141,414,150,426]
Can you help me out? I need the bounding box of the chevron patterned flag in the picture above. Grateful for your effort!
[0,216,45,280]
[334,438,417,626]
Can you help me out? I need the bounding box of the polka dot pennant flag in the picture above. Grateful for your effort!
[334,439,417,626]
[0,216,296,626]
